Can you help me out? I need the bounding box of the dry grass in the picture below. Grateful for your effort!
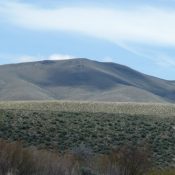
[0,139,154,175]
[0,139,80,175]
[0,139,174,175]
[0,101,175,116]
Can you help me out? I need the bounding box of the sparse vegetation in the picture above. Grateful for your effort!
[0,107,174,167]
[0,101,174,173]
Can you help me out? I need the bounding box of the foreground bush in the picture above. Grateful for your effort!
[0,139,149,175]
[0,141,33,174]
[0,139,174,175]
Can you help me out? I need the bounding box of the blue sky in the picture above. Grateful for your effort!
[1,0,175,80]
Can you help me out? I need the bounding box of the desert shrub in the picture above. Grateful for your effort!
[0,109,174,167]
[95,144,151,175]
[115,145,151,175]
[0,139,72,175]
[0,139,157,175]
[0,138,174,175]
[0,139,35,175]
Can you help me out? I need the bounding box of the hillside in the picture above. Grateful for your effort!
[0,58,175,102]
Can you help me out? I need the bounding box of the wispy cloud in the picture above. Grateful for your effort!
[1,1,175,47]
[16,54,74,63]
[118,43,175,68]
[154,54,175,68]
[17,55,38,63]
[48,54,74,61]
[0,54,74,64]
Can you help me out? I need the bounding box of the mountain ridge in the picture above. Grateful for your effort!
[0,58,174,102]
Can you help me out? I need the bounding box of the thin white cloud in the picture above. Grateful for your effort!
[101,57,116,63]
[1,2,175,46]
[17,56,37,63]
[118,43,175,68]
[48,54,74,61]
[15,54,74,63]
[107,42,173,68]
[154,54,175,68]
